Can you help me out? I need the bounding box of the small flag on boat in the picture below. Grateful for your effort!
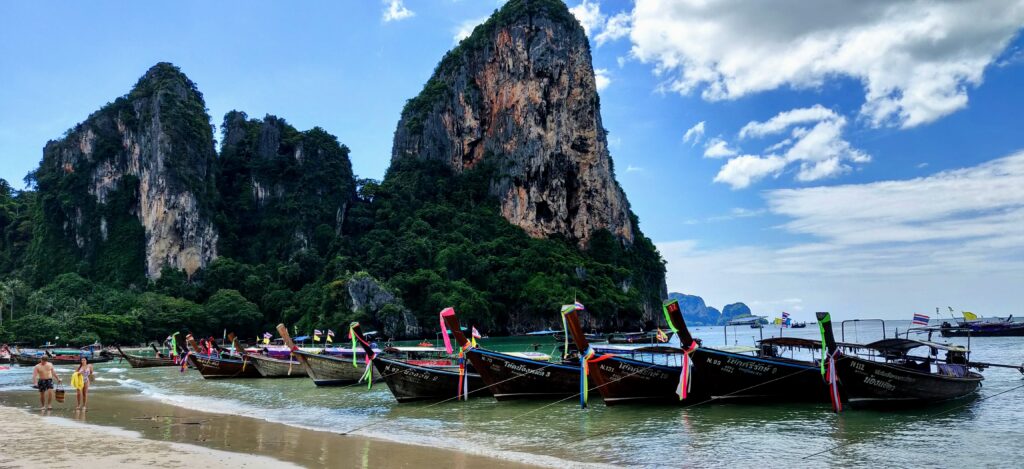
[262,332,272,345]
[963,311,978,321]
[326,329,335,343]
[782,312,790,319]
[574,301,585,311]
[912,313,930,326]
[656,328,669,343]
[313,329,322,342]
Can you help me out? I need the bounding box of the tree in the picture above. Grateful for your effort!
[204,289,262,338]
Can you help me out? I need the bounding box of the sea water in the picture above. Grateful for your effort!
[2,320,1022,468]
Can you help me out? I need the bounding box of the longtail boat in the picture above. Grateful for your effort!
[185,334,261,379]
[116,345,177,368]
[276,324,379,386]
[350,320,490,402]
[247,353,307,378]
[939,316,1024,337]
[442,309,580,401]
[562,304,692,406]
[816,312,984,409]
[14,348,112,366]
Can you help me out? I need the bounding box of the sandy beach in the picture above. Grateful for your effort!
[0,390,539,469]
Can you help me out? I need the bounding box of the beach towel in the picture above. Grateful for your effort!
[70,371,85,390]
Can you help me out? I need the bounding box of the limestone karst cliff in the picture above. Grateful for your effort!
[30,63,218,283]
[216,111,357,264]
[391,0,634,247]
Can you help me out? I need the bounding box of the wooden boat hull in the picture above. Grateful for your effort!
[123,354,177,368]
[248,354,306,378]
[375,357,490,403]
[466,348,579,401]
[836,355,983,406]
[588,354,691,405]
[295,351,379,386]
[14,354,111,366]
[187,354,261,379]
[694,348,826,402]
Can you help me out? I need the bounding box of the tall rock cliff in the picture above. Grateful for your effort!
[216,111,357,263]
[30,63,218,283]
[391,0,634,247]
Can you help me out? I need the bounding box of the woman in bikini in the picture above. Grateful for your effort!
[71,356,95,411]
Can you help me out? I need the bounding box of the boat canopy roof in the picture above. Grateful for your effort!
[864,338,968,353]
[727,316,763,325]
[384,346,449,353]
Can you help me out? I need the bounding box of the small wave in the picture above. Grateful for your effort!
[105,367,128,373]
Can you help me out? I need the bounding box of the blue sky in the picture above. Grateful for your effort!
[2,1,1023,320]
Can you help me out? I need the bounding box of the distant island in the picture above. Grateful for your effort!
[669,292,762,326]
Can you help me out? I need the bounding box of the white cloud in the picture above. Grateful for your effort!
[714,106,870,188]
[629,0,1024,128]
[382,0,414,22]
[738,105,837,139]
[713,154,786,189]
[659,152,1024,319]
[702,137,737,158]
[682,121,705,144]
[569,0,605,37]
[626,164,644,173]
[594,68,611,90]
[453,17,487,43]
[596,12,631,45]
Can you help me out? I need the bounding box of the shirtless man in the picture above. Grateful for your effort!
[32,356,61,410]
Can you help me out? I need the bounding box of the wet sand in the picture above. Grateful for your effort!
[0,390,538,468]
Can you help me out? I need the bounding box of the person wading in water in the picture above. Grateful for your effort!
[71,356,95,411]
[32,355,61,410]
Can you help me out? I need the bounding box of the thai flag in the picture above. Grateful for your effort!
[574,301,585,311]
[263,332,272,339]
[912,313,930,326]
[327,329,335,337]
[314,329,323,335]
[782,312,790,319]
[471,327,482,339]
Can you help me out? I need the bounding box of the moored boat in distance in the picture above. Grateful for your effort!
[116,344,178,368]
[443,310,580,401]
[939,315,1024,337]
[277,324,379,386]
[817,312,984,409]
[350,320,490,402]
[185,334,261,379]
[247,353,307,378]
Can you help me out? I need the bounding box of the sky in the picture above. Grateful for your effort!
[1,0,1022,321]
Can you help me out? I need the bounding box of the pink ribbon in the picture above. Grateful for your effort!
[440,308,455,354]
[826,350,842,412]
[676,341,698,400]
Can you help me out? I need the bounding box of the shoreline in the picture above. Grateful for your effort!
[0,389,541,469]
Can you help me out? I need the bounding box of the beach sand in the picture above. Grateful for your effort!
[0,391,538,468]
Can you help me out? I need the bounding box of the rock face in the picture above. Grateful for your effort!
[34,63,218,280]
[390,0,633,247]
[216,111,356,262]
[668,292,723,327]
[347,272,421,338]
[722,303,754,323]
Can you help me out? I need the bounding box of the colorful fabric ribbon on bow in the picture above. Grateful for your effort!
[825,349,842,412]
[179,351,192,373]
[677,341,698,400]
[457,348,469,400]
[440,308,455,354]
[579,347,614,408]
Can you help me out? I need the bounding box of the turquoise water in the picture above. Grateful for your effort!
[2,321,1022,467]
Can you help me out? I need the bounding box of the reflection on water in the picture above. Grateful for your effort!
[1,321,1022,467]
